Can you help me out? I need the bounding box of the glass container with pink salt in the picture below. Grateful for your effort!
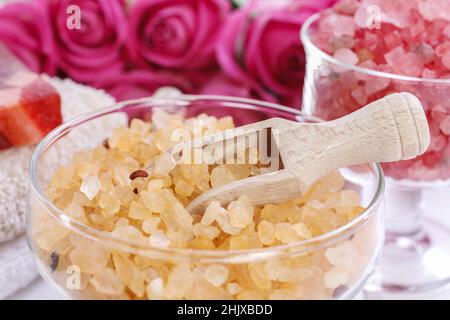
[301,0,450,298]
[28,96,384,300]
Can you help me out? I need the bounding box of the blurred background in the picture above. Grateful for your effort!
[0,0,338,109]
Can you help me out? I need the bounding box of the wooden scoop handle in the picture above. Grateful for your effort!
[291,92,430,187]
[187,92,430,213]
[327,92,429,161]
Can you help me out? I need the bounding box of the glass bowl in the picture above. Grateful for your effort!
[28,95,384,300]
[301,13,450,298]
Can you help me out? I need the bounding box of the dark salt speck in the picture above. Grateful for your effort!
[332,285,348,299]
[102,139,110,149]
[130,170,149,180]
[133,188,139,194]
[49,252,60,272]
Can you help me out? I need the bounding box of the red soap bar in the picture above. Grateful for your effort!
[0,45,61,150]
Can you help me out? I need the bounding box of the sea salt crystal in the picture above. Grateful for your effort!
[324,266,350,288]
[325,242,355,268]
[333,48,359,72]
[440,115,450,136]
[90,268,125,295]
[147,277,164,300]
[204,265,229,287]
[80,175,101,200]
[149,230,171,248]
[417,0,450,22]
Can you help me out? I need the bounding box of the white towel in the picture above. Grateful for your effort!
[0,235,37,299]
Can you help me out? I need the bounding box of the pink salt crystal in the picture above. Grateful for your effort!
[333,0,359,15]
[355,60,378,81]
[384,47,423,77]
[354,0,414,29]
[384,32,403,51]
[414,44,435,65]
[428,134,447,152]
[364,77,390,96]
[333,48,358,70]
[431,105,448,121]
[444,25,450,39]
[320,13,355,38]
[418,0,450,22]
[351,86,368,105]
[440,115,450,136]
[422,68,437,79]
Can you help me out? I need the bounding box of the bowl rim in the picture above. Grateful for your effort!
[29,94,385,263]
[300,12,450,85]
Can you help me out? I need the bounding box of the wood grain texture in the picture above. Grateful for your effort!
[187,92,430,213]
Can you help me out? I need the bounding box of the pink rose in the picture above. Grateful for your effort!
[197,72,277,126]
[95,69,193,101]
[0,2,56,74]
[217,1,334,108]
[197,72,277,103]
[44,0,127,82]
[127,0,230,69]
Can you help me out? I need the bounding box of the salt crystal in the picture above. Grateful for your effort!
[90,268,125,295]
[215,209,241,235]
[80,175,101,200]
[325,242,355,268]
[193,223,220,240]
[324,266,350,289]
[112,225,147,245]
[257,220,275,246]
[201,201,221,226]
[204,265,229,287]
[351,86,368,105]
[440,115,450,136]
[226,282,243,295]
[275,223,300,243]
[418,0,450,22]
[147,277,164,300]
[165,264,194,299]
[333,48,358,71]
[142,217,161,234]
[210,165,235,188]
[229,235,249,250]
[291,223,312,239]
[149,230,171,248]
[147,179,165,192]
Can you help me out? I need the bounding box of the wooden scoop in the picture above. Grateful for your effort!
[169,92,429,214]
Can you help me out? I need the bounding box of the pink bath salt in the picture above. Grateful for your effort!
[414,43,435,65]
[334,48,358,65]
[417,0,450,22]
[422,151,443,169]
[422,68,437,79]
[431,105,448,121]
[354,0,414,29]
[383,32,403,51]
[364,77,390,96]
[444,25,450,39]
[435,42,450,69]
[429,133,447,152]
[440,115,450,136]
[384,46,424,77]
[320,13,355,38]
[309,0,450,181]
[351,86,368,105]
[333,0,359,15]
